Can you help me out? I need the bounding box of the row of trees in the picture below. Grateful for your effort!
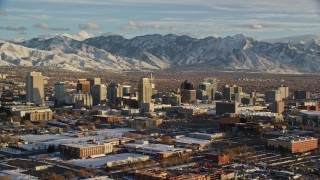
[223,145,250,158]
[0,134,20,144]
[159,155,191,168]
[43,168,98,180]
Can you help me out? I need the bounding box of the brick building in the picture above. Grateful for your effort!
[268,136,318,153]
[93,115,122,123]
[60,143,113,159]
[205,153,230,165]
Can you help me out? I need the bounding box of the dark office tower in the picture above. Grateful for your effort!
[294,90,310,100]
[181,80,194,90]
[122,85,131,97]
[87,78,101,87]
[107,82,123,104]
[181,80,196,103]
[54,82,67,103]
[222,85,242,101]
[91,84,107,105]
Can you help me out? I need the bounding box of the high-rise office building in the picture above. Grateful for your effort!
[92,84,107,105]
[107,82,123,104]
[77,79,91,94]
[265,90,282,102]
[271,101,285,114]
[181,80,196,103]
[222,85,242,101]
[198,78,217,100]
[54,82,67,103]
[26,71,44,105]
[138,78,153,105]
[122,85,131,97]
[66,93,93,108]
[294,90,310,100]
[278,85,289,99]
[87,78,101,87]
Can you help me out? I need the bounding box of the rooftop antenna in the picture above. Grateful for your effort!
[280,79,284,86]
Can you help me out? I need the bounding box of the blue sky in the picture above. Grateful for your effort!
[0,0,320,41]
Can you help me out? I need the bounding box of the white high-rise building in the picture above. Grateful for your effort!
[138,78,152,105]
[26,71,44,105]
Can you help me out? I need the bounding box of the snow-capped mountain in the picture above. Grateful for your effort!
[1,34,320,73]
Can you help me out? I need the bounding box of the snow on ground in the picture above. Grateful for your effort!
[96,128,134,137]
[0,170,37,180]
[19,144,46,151]
[84,176,113,180]
[0,147,24,154]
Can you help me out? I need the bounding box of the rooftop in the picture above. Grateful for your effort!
[269,136,317,143]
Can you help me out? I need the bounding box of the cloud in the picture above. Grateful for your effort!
[0,25,27,35]
[121,21,163,30]
[0,10,6,16]
[79,23,100,30]
[33,23,70,31]
[251,24,265,29]
[61,31,94,40]
[37,31,94,41]
[121,21,143,30]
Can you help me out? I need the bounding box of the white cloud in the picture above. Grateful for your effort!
[33,23,70,31]
[121,21,163,30]
[79,23,100,30]
[121,21,143,30]
[251,24,265,29]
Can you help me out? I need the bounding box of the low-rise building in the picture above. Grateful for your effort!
[267,136,318,153]
[127,118,162,130]
[10,106,53,121]
[122,140,192,159]
[216,102,238,115]
[173,136,212,151]
[188,132,226,140]
[205,153,230,165]
[299,111,320,127]
[60,142,113,159]
[93,115,122,123]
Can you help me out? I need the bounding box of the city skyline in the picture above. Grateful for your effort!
[0,0,320,41]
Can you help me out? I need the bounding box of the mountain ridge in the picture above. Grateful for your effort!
[0,34,320,73]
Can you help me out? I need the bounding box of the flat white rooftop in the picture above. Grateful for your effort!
[67,153,149,168]
[174,137,212,146]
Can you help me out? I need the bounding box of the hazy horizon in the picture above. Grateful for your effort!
[1,0,320,41]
